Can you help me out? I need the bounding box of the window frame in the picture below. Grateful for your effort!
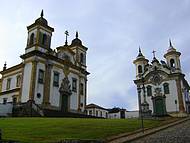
[147,85,152,97]
[16,75,21,87]
[3,98,7,104]
[72,78,77,92]
[163,83,170,94]
[29,33,34,45]
[138,65,143,73]
[6,78,11,90]
[38,69,44,84]
[80,83,84,95]
[53,71,59,87]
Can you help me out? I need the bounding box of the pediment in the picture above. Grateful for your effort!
[145,70,169,85]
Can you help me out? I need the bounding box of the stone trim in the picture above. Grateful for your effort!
[29,61,37,100]
[42,61,52,105]
[0,63,23,74]
[176,77,185,112]
[0,88,20,95]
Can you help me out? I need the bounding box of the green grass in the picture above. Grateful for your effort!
[0,118,161,143]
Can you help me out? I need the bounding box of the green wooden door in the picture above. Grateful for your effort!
[61,95,68,112]
[155,98,164,116]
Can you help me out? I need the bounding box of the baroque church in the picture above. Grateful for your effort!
[133,41,190,116]
[0,10,89,115]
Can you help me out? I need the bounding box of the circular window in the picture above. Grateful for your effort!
[37,93,41,98]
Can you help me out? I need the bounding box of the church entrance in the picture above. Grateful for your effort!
[61,95,69,112]
[59,77,72,113]
[152,95,167,116]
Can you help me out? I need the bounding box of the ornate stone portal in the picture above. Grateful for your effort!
[152,87,167,116]
[59,77,72,112]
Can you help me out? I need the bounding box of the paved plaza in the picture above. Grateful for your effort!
[132,119,190,143]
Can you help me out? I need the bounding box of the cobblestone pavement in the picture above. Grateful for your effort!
[131,119,190,143]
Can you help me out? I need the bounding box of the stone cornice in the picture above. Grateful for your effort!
[0,88,20,95]
[0,63,23,75]
[20,50,90,75]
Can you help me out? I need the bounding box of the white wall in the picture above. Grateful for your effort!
[34,62,45,104]
[0,103,13,116]
[2,70,22,92]
[49,66,64,107]
[125,111,139,118]
[86,108,108,118]
[108,112,120,119]
[165,80,179,112]
[68,72,79,111]
[21,63,32,102]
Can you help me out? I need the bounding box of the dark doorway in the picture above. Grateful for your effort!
[152,95,167,116]
[61,95,69,112]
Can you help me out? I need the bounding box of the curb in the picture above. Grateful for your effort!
[105,117,190,143]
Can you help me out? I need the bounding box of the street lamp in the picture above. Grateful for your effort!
[137,84,144,133]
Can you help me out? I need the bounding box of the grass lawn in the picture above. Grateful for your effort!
[0,117,162,143]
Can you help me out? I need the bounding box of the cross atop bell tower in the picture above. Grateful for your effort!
[152,50,156,58]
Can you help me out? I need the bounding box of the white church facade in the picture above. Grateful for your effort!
[0,11,89,115]
[133,41,190,116]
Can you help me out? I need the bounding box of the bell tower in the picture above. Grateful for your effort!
[133,47,149,79]
[70,32,88,69]
[25,10,54,54]
[164,40,181,73]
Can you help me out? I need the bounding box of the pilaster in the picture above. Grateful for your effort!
[29,60,37,100]
[42,60,52,106]
[176,77,185,112]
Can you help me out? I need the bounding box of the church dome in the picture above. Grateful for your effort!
[71,32,82,46]
[35,10,48,26]
[136,47,145,59]
[35,17,48,25]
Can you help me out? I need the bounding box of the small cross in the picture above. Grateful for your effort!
[64,30,69,45]
[152,50,156,58]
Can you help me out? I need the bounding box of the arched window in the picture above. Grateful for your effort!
[42,34,47,45]
[80,53,84,63]
[138,65,143,73]
[29,33,34,45]
[170,59,175,68]
[147,85,152,96]
[16,75,21,87]
[163,83,170,94]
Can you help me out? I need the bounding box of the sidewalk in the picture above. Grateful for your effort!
[105,117,190,143]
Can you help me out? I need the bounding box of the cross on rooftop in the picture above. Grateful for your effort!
[152,50,156,58]
[64,30,69,45]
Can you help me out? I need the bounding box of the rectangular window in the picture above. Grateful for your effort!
[16,75,21,87]
[96,110,98,116]
[100,111,102,117]
[89,110,92,115]
[164,83,170,94]
[6,78,11,90]
[3,98,7,104]
[12,97,17,104]
[80,83,84,95]
[38,69,44,84]
[53,72,59,87]
[72,78,77,92]
[147,86,152,96]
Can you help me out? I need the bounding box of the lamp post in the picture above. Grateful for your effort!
[137,85,144,133]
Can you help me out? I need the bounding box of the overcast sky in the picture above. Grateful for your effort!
[0,0,190,110]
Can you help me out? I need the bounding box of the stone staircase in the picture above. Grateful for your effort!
[12,101,100,118]
[12,100,43,117]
